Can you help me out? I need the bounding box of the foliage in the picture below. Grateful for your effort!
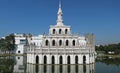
[0,56,15,73]
[95,43,120,54]
[0,33,15,52]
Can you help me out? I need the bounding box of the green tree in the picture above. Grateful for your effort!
[0,33,15,53]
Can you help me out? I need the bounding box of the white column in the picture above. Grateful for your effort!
[47,55,51,64]
[55,55,59,64]
[63,55,67,64]
[39,54,43,64]
[71,55,75,64]
[32,54,34,64]
[27,54,29,63]
[86,54,90,64]
[79,54,83,64]
[29,54,31,63]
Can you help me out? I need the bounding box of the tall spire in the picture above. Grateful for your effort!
[56,0,64,26]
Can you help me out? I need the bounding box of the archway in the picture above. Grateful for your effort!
[83,55,86,64]
[52,56,55,64]
[67,56,71,64]
[44,55,47,64]
[75,55,78,64]
[59,56,63,64]
[36,55,39,64]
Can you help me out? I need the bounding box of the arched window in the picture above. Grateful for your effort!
[65,29,68,34]
[66,40,69,46]
[52,40,55,46]
[59,40,62,46]
[45,40,49,46]
[73,40,75,46]
[53,29,55,34]
[59,29,62,34]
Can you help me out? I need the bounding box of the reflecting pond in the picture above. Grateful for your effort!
[0,56,120,73]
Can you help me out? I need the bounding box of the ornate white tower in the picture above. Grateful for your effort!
[49,1,71,35]
[57,1,64,26]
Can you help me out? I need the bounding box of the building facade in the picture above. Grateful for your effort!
[15,2,95,64]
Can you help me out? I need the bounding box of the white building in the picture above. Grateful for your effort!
[15,34,27,54]
[13,56,26,73]
[15,2,95,64]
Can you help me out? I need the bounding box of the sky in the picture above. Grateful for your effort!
[0,0,120,45]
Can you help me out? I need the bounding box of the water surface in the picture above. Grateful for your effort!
[0,56,120,73]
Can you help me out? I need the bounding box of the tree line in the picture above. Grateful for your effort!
[95,43,120,54]
[0,34,15,54]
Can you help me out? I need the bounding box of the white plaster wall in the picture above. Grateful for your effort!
[86,54,90,64]
[78,54,83,64]
[63,55,67,64]
[16,45,24,54]
[13,56,24,73]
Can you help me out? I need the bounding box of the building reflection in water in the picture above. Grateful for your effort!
[13,56,95,73]
[26,64,95,73]
[13,56,26,73]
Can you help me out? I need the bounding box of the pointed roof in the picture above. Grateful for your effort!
[56,0,64,26]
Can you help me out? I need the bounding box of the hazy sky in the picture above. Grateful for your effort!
[0,0,120,45]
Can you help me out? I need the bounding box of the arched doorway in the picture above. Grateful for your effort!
[67,56,71,64]
[83,55,86,64]
[52,56,55,64]
[36,55,39,64]
[59,56,63,64]
[75,55,78,64]
[44,55,47,64]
